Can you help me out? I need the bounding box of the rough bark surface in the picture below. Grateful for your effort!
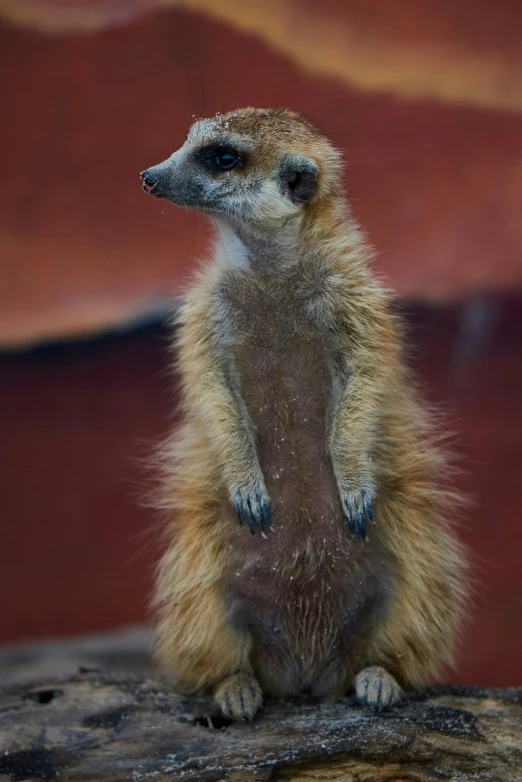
[0,671,521,781]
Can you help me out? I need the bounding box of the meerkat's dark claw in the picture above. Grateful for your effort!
[234,500,255,534]
[344,509,353,535]
[261,502,274,531]
[342,499,366,539]
[342,488,376,540]
[353,509,367,539]
[244,503,256,535]
[248,497,267,538]
[357,510,367,538]
[361,489,376,526]
[234,494,269,538]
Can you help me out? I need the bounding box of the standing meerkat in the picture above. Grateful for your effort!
[141,107,468,721]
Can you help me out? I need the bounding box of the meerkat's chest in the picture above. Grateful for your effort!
[233,282,308,332]
[220,280,339,522]
[225,282,334,385]
[229,287,333,431]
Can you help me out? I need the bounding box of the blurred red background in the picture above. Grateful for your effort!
[0,0,521,687]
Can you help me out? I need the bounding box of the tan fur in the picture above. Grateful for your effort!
[144,107,468,717]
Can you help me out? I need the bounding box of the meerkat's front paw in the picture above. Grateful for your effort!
[339,485,376,539]
[354,666,402,711]
[214,673,263,722]
[232,484,273,537]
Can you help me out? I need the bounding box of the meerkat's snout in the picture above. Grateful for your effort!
[140,169,157,194]
[140,150,213,210]
[140,163,173,198]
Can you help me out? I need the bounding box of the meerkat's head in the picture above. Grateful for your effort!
[140,108,342,235]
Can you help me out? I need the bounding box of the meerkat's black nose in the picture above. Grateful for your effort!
[140,170,157,193]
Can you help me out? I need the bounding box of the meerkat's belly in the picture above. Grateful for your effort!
[223,316,392,696]
[226,538,389,696]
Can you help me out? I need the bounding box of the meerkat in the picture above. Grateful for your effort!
[140,107,468,722]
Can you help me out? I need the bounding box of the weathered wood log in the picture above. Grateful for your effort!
[1,670,521,781]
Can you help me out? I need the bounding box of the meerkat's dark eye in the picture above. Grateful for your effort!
[197,146,242,174]
[214,148,240,170]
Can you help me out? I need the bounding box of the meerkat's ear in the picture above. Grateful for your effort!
[280,156,319,205]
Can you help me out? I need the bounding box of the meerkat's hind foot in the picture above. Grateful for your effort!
[214,673,263,722]
[354,666,402,711]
